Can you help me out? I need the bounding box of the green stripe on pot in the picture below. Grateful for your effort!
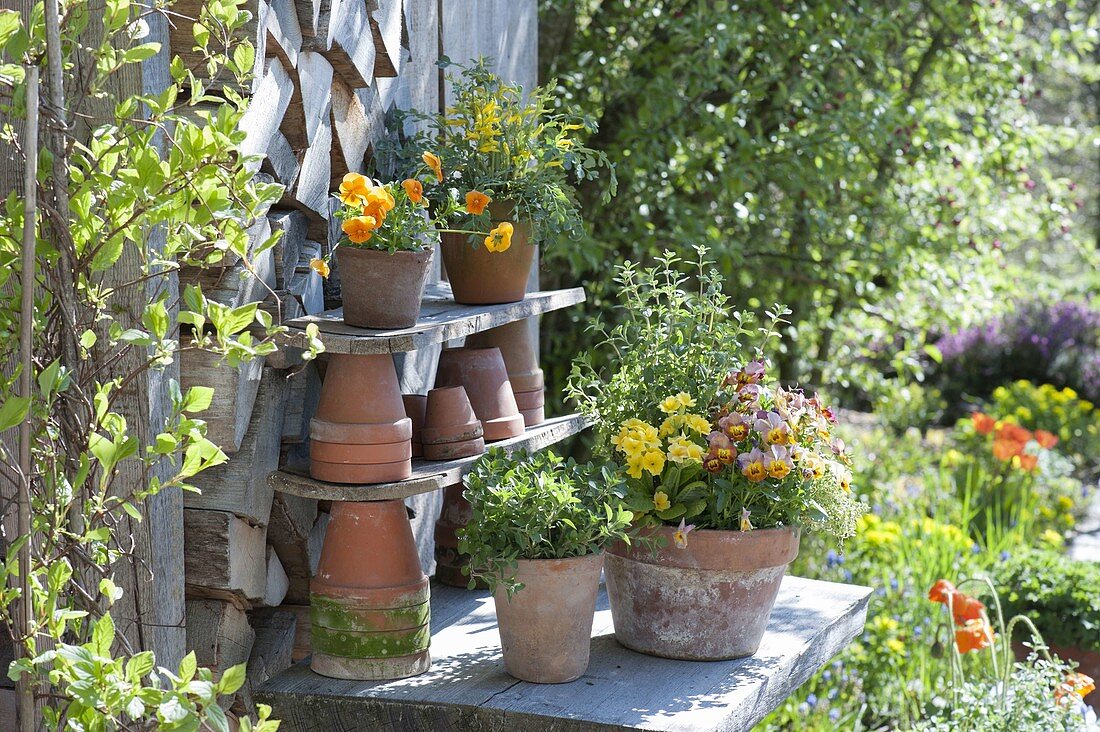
[311,623,431,659]
[310,596,430,632]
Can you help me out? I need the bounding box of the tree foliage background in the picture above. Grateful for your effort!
[537,0,1100,405]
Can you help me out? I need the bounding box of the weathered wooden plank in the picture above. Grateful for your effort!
[186,599,256,675]
[258,576,871,732]
[268,493,324,605]
[184,509,268,607]
[269,209,309,290]
[370,0,406,78]
[238,608,298,716]
[330,77,371,186]
[169,0,269,95]
[260,131,302,191]
[394,0,438,136]
[299,0,347,52]
[282,51,334,151]
[262,546,291,607]
[270,414,588,501]
[179,346,265,454]
[279,286,585,355]
[267,0,303,68]
[239,57,295,173]
[184,368,290,525]
[324,0,377,89]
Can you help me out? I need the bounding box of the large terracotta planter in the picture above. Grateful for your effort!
[434,347,524,441]
[441,202,534,305]
[605,526,800,660]
[311,500,431,680]
[493,553,604,683]
[336,246,434,329]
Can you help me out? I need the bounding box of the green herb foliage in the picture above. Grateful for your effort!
[994,549,1100,652]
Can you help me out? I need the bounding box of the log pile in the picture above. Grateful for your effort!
[171,0,439,712]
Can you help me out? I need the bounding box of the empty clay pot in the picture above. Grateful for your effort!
[434,347,524,442]
[310,458,412,484]
[465,318,539,376]
[493,553,604,683]
[422,436,485,461]
[519,405,545,428]
[441,203,535,305]
[423,386,479,436]
[507,369,544,393]
[434,482,485,588]
[336,247,434,329]
[512,388,545,412]
[402,395,428,458]
[310,417,413,445]
[314,354,406,426]
[420,421,483,446]
[311,500,431,680]
[604,526,800,660]
[310,439,412,464]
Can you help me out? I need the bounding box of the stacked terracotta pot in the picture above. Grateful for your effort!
[433,482,483,588]
[434,346,525,441]
[310,354,413,484]
[465,318,545,427]
[402,394,427,459]
[421,386,485,460]
[311,501,431,680]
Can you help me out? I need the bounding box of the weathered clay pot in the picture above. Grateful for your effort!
[314,354,406,426]
[309,439,412,464]
[441,202,535,305]
[508,369,545,393]
[423,436,485,461]
[605,526,800,660]
[311,500,431,680]
[433,482,482,588]
[402,395,428,458]
[519,405,546,428]
[435,347,524,441]
[493,553,604,683]
[465,318,539,376]
[423,386,480,438]
[512,387,545,412]
[310,417,413,445]
[336,246,434,329]
[310,458,412,484]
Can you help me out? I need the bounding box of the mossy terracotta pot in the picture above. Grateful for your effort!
[434,347,524,441]
[336,246,434,329]
[311,500,431,680]
[441,202,534,305]
[402,394,428,458]
[605,525,800,660]
[493,553,604,683]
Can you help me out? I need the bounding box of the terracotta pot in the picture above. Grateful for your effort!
[310,417,413,445]
[513,388,545,412]
[465,318,540,376]
[335,246,434,329]
[441,202,535,305]
[311,501,431,680]
[420,421,483,445]
[508,369,544,393]
[435,347,524,441]
[423,387,480,435]
[402,395,427,458]
[309,439,413,464]
[434,483,478,588]
[310,458,412,484]
[605,526,800,660]
[423,436,485,461]
[493,553,604,683]
[519,405,546,428]
[314,354,406,426]
[1013,642,1100,709]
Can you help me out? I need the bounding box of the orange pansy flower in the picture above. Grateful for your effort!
[342,215,379,244]
[484,222,514,253]
[339,172,372,207]
[465,190,491,215]
[422,151,443,182]
[402,178,424,204]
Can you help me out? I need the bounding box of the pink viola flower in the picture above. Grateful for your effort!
[763,444,794,479]
[718,412,750,441]
[738,383,764,408]
[775,386,806,421]
[754,411,791,445]
[673,518,695,548]
[707,431,737,464]
[738,447,768,482]
[735,360,767,388]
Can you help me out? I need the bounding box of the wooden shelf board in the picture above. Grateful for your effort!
[258,575,872,732]
[269,414,590,501]
[278,283,585,355]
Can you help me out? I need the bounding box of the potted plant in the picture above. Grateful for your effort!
[994,548,1100,707]
[457,448,633,683]
[397,60,616,305]
[312,172,500,329]
[566,250,865,660]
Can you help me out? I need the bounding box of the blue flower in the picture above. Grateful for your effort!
[829,709,841,722]
[1000,550,1011,561]
[807,693,818,708]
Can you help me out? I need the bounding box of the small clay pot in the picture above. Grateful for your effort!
[336,247,434,329]
[402,395,428,458]
[423,386,479,432]
[421,421,483,445]
[310,458,412,484]
[512,388,545,412]
[310,439,413,464]
[507,369,544,393]
[311,500,431,680]
[310,417,413,445]
[314,354,406,426]
[423,435,485,461]
[434,483,486,588]
[519,405,545,428]
[435,348,523,442]
[441,203,535,305]
[465,318,539,376]
[493,553,604,683]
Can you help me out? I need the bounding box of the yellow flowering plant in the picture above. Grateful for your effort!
[394,59,615,247]
[568,250,864,540]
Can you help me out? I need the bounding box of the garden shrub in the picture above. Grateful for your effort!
[994,549,1100,652]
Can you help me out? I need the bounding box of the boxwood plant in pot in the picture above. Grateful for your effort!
[396,60,615,305]
[567,249,866,661]
[457,448,633,683]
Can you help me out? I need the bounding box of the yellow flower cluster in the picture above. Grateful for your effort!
[613,394,712,478]
[612,418,665,479]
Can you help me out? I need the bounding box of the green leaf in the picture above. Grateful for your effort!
[0,395,29,431]
[217,662,247,695]
[178,651,197,683]
[182,386,215,414]
[122,42,161,63]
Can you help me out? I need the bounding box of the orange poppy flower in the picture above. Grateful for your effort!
[1055,672,1096,704]
[950,593,985,625]
[971,412,996,435]
[992,438,1025,461]
[422,151,443,182]
[484,222,514,253]
[955,618,994,654]
[402,178,424,204]
[997,423,1033,445]
[928,579,956,604]
[342,215,379,244]
[1016,453,1039,472]
[1034,429,1059,449]
[338,172,371,207]
[465,190,491,215]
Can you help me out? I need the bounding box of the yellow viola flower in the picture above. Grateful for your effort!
[739,508,753,532]
[685,414,712,434]
[342,215,379,244]
[402,178,424,204]
[675,392,696,409]
[667,436,703,464]
[422,151,443,182]
[659,395,682,414]
[626,454,645,480]
[653,491,671,512]
[484,222,514,253]
[642,450,665,476]
[338,172,371,207]
[465,190,491,215]
[309,257,330,279]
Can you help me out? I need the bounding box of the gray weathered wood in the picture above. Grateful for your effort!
[262,546,291,607]
[269,209,309,289]
[186,599,256,675]
[258,576,871,732]
[283,51,334,151]
[239,57,295,173]
[184,509,268,607]
[179,346,265,454]
[169,0,269,95]
[330,77,371,186]
[267,0,303,68]
[370,0,405,78]
[279,285,585,355]
[237,608,298,717]
[185,368,290,525]
[261,131,302,191]
[270,413,588,502]
[267,493,324,605]
[324,0,377,89]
